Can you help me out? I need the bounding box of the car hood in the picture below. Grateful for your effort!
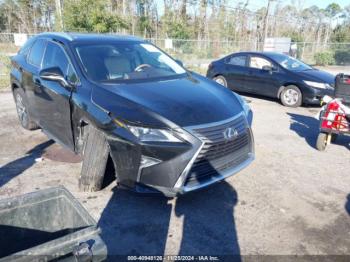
[296,69,335,85]
[91,74,244,128]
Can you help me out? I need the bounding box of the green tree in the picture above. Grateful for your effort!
[324,3,342,18]
[331,25,350,42]
[63,0,129,33]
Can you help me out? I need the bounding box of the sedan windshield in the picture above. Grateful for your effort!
[269,53,312,71]
[75,42,186,82]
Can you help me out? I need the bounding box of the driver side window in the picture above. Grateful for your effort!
[42,42,78,84]
[249,56,272,69]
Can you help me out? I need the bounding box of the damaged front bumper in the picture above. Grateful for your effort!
[107,113,255,197]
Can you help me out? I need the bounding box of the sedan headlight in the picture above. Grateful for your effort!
[128,126,181,142]
[303,80,330,89]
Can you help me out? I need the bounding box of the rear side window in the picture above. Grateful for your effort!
[27,39,46,67]
[226,55,246,66]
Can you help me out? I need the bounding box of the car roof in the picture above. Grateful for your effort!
[228,51,288,57]
[36,32,144,44]
[219,51,289,62]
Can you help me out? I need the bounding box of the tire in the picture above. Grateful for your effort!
[213,75,227,87]
[13,88,39,130]
[280,85,302,107]
[79,125,110,192]
[316,132,328,151]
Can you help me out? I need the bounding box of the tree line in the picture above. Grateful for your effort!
[0,0,349,44]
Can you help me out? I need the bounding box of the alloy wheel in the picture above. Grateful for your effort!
[283,89,299,106]
[16,93,28,127]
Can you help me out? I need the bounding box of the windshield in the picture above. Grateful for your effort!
[270,54,312,71]
[75,42,186,83]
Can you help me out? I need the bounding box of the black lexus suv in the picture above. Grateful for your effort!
[10,33,254,197]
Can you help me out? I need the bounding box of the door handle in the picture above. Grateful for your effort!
[34,78,41,87]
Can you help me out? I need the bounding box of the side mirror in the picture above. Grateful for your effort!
[262,65,278,73]
[175,59,184,67]
[39,67,70,88]
[262,65,272,71]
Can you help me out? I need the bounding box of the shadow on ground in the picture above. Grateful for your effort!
[288,113,350,150]
[98,181,241,261]
[346,194,350,216]
[288,113,319,148]
[0,140,54,187]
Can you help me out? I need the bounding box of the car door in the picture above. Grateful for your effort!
[22,38,47,122]
[246,55,282,97]
[33,40,77,150]
[223,54,249,92]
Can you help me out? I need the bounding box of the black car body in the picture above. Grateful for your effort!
[207,51,335,107]
[10,33,254,197]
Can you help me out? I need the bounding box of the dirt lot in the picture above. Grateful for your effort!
[0,90,349,258]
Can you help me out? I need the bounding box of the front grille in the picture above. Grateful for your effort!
[185,114,252,187]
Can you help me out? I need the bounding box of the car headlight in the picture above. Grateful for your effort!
[304,80,330,89]
[128,126,181,142]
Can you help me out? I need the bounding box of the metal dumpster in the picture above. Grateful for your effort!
[0,186,107,261]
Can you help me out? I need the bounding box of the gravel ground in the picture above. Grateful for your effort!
[0,91,349,259]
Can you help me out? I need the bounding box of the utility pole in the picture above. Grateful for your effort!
[55,0,63,30]
[263,0,273,46]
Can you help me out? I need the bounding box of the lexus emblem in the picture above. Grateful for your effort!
[223,127,239,140]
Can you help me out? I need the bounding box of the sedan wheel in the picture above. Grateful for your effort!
[281,85,302,107]
[213,75,227,87]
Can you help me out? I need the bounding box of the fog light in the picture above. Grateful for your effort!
[140,155,161,169]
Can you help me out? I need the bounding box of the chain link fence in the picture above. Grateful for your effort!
[1,33,350,88]
[150,39,350,64]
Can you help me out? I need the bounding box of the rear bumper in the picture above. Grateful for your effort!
[109,113,254,197]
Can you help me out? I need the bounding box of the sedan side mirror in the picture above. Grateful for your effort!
[262,65,272,71]
[262,65,278,73]
[39,67,70,88]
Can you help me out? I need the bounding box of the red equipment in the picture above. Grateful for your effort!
[316,74,350,151]
[320,100,349,131]
[317,98,350,151]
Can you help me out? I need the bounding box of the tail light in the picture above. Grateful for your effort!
[321,101,340,129]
